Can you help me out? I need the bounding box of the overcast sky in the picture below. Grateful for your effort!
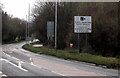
[1,0,35,20]
[1,0,119,20]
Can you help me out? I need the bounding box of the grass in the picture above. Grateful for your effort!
[22,44,120,69]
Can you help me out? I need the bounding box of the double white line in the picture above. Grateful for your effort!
[2,52,28,72]
[1,58,28,72]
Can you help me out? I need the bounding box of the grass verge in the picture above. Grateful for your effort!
[22,44,120,69]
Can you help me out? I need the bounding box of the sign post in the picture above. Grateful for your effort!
[47,21,54,47]
[74,16,92,53]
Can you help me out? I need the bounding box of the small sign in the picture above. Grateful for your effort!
[74,16,92,33]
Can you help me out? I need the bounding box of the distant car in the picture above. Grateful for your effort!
[33,39,39,43]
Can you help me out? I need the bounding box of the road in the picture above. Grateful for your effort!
[0,42,119,78]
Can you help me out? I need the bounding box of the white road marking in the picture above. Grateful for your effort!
[12,56,20,60]
[30,62,34,65]
[2,74,7,77]
[1,58,28,72]
[3,50,64,76]
[0,58,2,61]
[30,57,34,65]
[0,71,7,77]
[30,63,42,68]
[29,58,32,61]
[18,61,24,68]
[5,53,11,57]
[51,71,65,76]
[3,52,34,72]
[3,52,20,61]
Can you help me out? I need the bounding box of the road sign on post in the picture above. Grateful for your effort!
[47,21,54,38]
[74,16,92,53]
[74,16,92,33]
[47,21,54,47]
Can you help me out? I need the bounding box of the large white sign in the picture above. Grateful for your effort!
[74,16,92,33]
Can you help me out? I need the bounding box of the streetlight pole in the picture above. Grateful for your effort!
[26,15,28,44]
[55,0,57,49]
[28,3,30,44]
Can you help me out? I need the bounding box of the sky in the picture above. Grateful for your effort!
[1,0,119,20]
[1,0,36,20]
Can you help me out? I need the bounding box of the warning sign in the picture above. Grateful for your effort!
[74,16,92,33]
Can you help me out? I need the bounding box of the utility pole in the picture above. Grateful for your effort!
[55,0,57,49]
[28,3,30,44]
[26,15,28,44]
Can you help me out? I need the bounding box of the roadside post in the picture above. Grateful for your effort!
[74,16,92,53]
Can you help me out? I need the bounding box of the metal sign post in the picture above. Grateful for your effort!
[74,16,92,53]
[86,33,88,52]
[78,33,81,53]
